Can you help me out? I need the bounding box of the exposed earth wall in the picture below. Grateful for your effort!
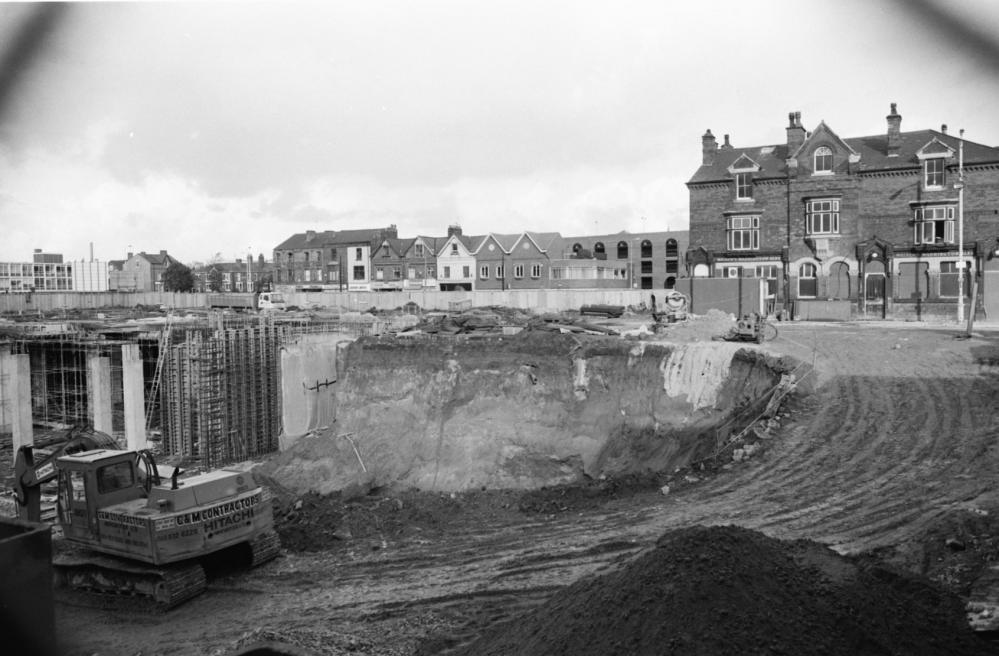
[261,333,786,493]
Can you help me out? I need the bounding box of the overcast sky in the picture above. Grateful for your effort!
[1,0,999,264]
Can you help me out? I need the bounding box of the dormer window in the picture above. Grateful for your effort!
[728,154,759,201]
[735,172,752,200]
[924,157,945,188]
[813,146,833,173]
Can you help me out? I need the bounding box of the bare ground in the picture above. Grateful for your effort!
[54,319,999,655]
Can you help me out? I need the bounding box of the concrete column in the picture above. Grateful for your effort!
[1,352,33,458]
[87,353,113,435]
[121,343,147,451]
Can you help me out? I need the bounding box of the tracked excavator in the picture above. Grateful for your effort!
[13,428,280,609]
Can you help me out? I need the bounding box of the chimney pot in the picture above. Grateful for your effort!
[722,134,732,150]
[702,129,718,165]
[786,111,806,153]
[886,103,902,156]
[941,124,947,134]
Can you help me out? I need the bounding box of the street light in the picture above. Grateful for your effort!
[957,130,965,324]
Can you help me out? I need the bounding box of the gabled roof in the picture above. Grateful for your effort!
[473,233,520,254]
[729,153,761,172]
[372,238,415,258]
[412,235,450,255]
[917,137,955,158]
[522,231,562,253]
[689,128,999,184]
[790,120,858,159]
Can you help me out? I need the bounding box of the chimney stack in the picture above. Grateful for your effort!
[786,111,806,153]
[721,134,733,151]
[702,129,718,166]
[886,102,902,156]
[305,230,316,242]
[941,124,947,134]
[447,224,463,237]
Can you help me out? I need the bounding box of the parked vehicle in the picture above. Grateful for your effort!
[207,291,286,312]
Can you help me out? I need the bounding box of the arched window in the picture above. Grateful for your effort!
[798,262,818,297]
[665,239,678,258]
[665,276,676,289]
[814,146,833,173]
[594,242,606,259]
[617,241,628,259]
[572,243,582,254]
[640,240,653,258]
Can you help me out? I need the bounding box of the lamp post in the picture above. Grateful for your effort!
[957,129,965,324]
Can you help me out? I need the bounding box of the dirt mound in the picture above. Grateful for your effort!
[450,525,993,656]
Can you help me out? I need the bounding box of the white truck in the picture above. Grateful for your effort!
[207,291,286,312]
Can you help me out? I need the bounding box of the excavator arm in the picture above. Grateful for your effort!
[12,427,116,522]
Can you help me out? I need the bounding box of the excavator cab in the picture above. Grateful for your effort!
[55,449,159,548]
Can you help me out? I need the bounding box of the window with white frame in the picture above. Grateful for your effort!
[727,215,759,251]
[798,262,818,297]
[735,172,753,199]
[913,205,955,244]
[813,146,833,173]
[924,157,946,188]
[514,264,524,278]
[756,264,779,297]
[462,265,470,278]
[443,266,451,279]
[355,248,363,261]
[479,265,489,279]
[495,265,504,278]
[531,263,541,278]
[806,199,840,235]
[451,243,459,254]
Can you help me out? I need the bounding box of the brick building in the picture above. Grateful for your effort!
[109,250,177,292]
[687,104,999,319]
[553,231,687,290]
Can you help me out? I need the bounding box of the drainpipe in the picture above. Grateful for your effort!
[785,166,792,312]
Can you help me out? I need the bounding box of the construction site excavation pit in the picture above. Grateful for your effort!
[260,331,799,498]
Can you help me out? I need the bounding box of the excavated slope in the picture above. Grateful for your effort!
[260,332,788,493]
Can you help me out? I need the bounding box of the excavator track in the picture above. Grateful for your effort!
[249,529,282,567]
[54,545,207,611]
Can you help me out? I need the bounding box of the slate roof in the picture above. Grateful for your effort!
[372,238,416,257]
[137,252,174,266]
[689,129,999,184]
[273,231,336,250]
[524,231,562,253]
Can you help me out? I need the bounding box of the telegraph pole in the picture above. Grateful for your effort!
[957,130,965,324]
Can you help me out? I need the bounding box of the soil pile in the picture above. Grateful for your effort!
[451,525,993,656]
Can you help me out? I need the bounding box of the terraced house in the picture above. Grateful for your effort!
[687,104,999,320]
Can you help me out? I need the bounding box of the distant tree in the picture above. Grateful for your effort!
[207,268,224,292]
[163,262,195,292]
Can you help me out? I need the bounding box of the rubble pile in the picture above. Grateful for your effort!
[451,525,994,656]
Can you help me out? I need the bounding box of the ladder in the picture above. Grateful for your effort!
[145,320,172,431]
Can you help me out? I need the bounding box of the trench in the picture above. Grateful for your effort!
[260,332,794,495]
